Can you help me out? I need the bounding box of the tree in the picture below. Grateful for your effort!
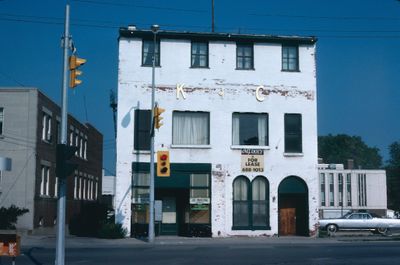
[318,134,382,169]
[386,141,400,211]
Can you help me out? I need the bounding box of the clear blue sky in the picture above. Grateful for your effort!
[1,0,400,174]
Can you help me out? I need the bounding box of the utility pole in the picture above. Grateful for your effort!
[148,24,159,243]
[109,90,117,140]
[211,0,215,32]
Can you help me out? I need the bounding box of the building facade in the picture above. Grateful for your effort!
[318,163,387,218]
[0,88,103,232]
[116,28,318,237]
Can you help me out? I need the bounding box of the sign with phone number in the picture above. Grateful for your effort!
[241,149,264,172]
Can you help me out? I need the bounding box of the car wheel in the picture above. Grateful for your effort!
[327,224,338,235]
[377,227,388,235]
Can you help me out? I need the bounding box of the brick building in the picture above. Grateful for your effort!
[0,88,103,232]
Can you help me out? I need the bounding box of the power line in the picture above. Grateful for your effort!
[71,0,207,13]
[0,70,26,86]
[2,13,400,39]
[249,12,400,21]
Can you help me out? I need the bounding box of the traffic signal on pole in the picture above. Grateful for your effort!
[69,55,86,88]
[157,151,170,177]
[56,144,79,178]
[154,105,165,129]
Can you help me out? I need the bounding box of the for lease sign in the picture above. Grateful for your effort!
[241,149,264,172]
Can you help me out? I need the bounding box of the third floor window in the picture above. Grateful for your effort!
[191,41,208,68]
[142,39,160,66]
[236,43,254,70]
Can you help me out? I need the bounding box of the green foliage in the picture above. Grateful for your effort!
[0,205,29,230]
[97,221,127,239]
[318,134,382,169]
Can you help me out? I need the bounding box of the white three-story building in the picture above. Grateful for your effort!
[116,26,318,237]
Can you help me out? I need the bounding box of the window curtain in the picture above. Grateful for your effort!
[257,116,267,146]
[173,112,209,145]
[232,114,239,145]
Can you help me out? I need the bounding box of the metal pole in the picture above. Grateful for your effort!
[211,0,215,32]
[56,4,70,265]
[148,25,159,243]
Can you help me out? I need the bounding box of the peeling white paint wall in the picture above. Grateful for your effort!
[116,35,318,236]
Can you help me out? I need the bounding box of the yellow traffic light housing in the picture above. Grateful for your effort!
[154,105,165,129]
[157,151,170,177]
[69,55,86,88]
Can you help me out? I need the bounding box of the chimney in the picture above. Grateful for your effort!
[347,159,354,170]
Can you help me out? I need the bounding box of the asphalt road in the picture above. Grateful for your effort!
[2,239,400,265]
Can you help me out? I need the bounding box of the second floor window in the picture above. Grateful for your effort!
[134,109,151,151]
[40,165,50,196]
[284,114,302,153]
[232,113,268,146]
[191,41,208,68]
[172,111,209,145]
[282,45,299,71]
[142,39,160,66]
[236,43,254,70]
[42,112,52,142]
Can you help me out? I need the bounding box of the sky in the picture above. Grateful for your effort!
[1,0,400,174]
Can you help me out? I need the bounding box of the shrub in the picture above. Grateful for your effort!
[97,221,127,239]
[0,205,29,230]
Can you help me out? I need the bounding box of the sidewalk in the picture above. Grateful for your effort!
[19,232,400,249]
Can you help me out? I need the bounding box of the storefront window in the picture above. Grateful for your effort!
[189,174,210,224]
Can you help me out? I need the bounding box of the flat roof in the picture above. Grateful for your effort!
[119,27,317,45]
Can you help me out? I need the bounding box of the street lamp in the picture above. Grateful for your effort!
[148,24,159,243]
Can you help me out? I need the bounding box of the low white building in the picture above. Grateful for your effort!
[318,163,387,218]
[115,27,318,237]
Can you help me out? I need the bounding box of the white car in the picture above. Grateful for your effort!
[319,212,400,235]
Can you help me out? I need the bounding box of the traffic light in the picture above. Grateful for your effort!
[69,55,86,88]
[157,151,170,177]
[56,144,79,178]
[154,105,165,129]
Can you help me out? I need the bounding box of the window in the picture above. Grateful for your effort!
[74,175,78,199]
[233,176,269,230]
[172,111,209,145]
[142,39,160,66]
[132,172,150,204]
[346,173,352,206]
[191,42,208,68]
[232,113,268,146]
[40,165,50,196]
[134,110,151,151]
[338,173,343,206]
[42,112,52,142]
[236,43,253,70]
[329,173,334,206]
[0,107,4,135]
[189,174,210,224]
[358,173,367,206]
[284,114,302,153]
[56,120,61,144]
[320,173,326,206]
[54,176,58,198]
[282,45,299,71]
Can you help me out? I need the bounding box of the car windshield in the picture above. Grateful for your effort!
[342,212,353,219]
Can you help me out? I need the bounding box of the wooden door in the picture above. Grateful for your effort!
[279,208,296,235]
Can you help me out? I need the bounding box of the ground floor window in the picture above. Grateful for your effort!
[233,176,270,230]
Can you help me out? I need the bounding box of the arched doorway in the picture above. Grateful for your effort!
[278,176,309,236]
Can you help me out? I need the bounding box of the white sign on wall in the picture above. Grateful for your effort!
[241,149,264,172]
